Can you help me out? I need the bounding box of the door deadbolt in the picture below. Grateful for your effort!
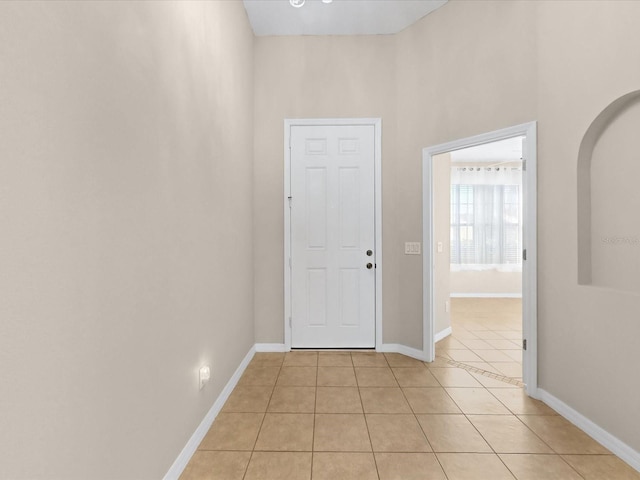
[366,263,373,269]
[366,250,373,256]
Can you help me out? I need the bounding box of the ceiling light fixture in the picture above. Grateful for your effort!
[290,0,332,7]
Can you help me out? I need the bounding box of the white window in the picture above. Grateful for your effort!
[450,166,522,271]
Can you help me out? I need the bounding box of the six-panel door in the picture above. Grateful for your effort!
[290,125,376,348]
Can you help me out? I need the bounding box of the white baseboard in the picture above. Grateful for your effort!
[537,388,640,473]
[255,343,289,352]
[379,343,428,361]
[450,293,522,298]
[256,342,428,360]
[163,346,256,480]
[434,326,452,343]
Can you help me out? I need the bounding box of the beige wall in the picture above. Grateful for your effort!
[0,1,255,478]
[451,271,522,295]
[253,35,399,343]
[535,0,640,452]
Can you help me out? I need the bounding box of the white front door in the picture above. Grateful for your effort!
[290,125,376,348]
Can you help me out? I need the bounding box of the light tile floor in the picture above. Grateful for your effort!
[180,351,640,480]
[440,298,524,381]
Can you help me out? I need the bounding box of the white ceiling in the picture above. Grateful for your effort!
[243,0,448,36]
[450,136,524,164]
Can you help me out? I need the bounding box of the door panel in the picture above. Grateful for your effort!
[290,125,375,348]
[307,269,327,326]
[339,268,360,327]
[305,168,327,248]
[339,167,360,248]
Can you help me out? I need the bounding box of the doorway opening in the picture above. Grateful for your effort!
[423,122,537,396]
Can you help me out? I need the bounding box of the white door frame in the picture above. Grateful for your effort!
[422,121,538,397]
[284,118,383,351]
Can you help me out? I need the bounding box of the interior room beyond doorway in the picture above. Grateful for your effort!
[432,135,525,382]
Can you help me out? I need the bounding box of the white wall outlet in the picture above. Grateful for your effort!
[404,242,421,255]
[199,365,211,390]
[437,241,443,253]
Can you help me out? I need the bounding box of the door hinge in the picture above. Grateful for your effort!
[522,159,527,171]
[523,249,527,261]
[523,339,527,351]
[289,257,292,268]
[289,316,292,328]
[288,196,292,208]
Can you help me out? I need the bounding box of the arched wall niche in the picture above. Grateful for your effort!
[577,90,640,293]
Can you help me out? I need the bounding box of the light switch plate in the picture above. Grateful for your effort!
[404,242,421,255]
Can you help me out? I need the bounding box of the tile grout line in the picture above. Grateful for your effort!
[425,352,524,478]
[481,386,577,463]
[244,356,284,480]
[444,307,535,479]
[310,354,318,480]
[392,363,452,480]
[357,352,383,480]
[434,359,530,479]
[441,329,588,476]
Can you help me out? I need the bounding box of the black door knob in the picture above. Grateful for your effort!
[366,263,373,269]
[366,250,373,256]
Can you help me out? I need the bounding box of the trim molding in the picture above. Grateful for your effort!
[163,346,256,480]
[257,342,433,361]
[423,121,538,395]
[434,326,452,343]
[538,388,640,473]
[255,343,289,353]
[450,293,522,298]
[379,343,428,361]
